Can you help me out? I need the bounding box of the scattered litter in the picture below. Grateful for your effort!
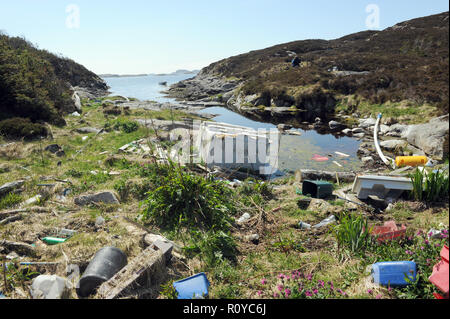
[245,234,260,243]
[237,213,251,225]
[55,228,77,238]
[333,161,343,168]
[77,247,128,298]
[298,221,312,230]
[371,221,406,242]
[70,111,81,117]
[335,152,350,157]
[302,180,333,199]
[173,273,210,299]
[429,245,449,299]
[371,261,417,287]
[352,175,413,200]
[312,154,329,162]
[19,262,60,267]
[428,229,445,240]
[82,136,89,141]
[30,275,71,299]
[97,244,171,299]
[6,251,20,260]
[22,195,42,207]
[395,156,428,168]
[312,215,336,229]
[42,237,67,245]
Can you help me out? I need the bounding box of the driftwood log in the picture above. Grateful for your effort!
[0,207,52,221]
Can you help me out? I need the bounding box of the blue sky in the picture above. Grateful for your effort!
[1,1,448,74]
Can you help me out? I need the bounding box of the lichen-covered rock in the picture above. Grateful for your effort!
[74,191,120,206]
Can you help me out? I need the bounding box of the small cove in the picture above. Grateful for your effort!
[103,75,363,174]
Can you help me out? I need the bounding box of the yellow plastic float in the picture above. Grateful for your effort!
[395,156,428,167]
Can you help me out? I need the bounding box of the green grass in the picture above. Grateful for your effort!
[0,193,23,210]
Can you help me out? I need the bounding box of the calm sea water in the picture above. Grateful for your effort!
[103,74,362,173]
[103,73,196,103]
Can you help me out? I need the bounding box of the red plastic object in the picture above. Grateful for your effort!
[312,154,329,162]
[429,245,449,299]
[371,221,407,242]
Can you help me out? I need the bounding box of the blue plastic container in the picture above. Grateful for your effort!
[372,261,417,287]
[173,273,210,299]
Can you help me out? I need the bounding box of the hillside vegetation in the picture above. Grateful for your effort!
[0,33,108,131]
[201,12,449,117]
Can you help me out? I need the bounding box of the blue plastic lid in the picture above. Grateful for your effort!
[173,273,210,299]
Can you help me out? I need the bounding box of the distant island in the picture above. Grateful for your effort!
[100,69,199,78]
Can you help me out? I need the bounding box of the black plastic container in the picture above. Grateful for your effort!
[302,180,333,199]
[76,247,127,298]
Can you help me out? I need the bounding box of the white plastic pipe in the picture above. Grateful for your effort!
[374,113,394,167]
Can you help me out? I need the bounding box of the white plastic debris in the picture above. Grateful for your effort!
[70,111,81,117]
[298,221,312,230]
[22,195,42,206]
[312,215,336,229]
[30,275,71,299]
[245,234,260,242]
[428,228,443,239]
[82,136,89,141]
[237,213,251,225]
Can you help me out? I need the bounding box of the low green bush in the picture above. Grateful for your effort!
[0,117,48,140]
[141,164,234,232]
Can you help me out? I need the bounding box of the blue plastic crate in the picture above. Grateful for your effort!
[173,273,210,299]
[372,261,417,287]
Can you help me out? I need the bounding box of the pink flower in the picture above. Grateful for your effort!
[284,289,291,298]
[306,274,312,281]
[260,278,267,285]
[257,290,263,297]
[305,291,312,297]
[277,285,284,292]
[313,289,318,295]
[368,289,373,294]
[376,294,382,299]
[273,292,279,298]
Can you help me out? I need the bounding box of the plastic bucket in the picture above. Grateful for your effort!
[76,247,127,298]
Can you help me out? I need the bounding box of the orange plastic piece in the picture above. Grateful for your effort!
[371,221,407,242]
[429,245,449,299]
